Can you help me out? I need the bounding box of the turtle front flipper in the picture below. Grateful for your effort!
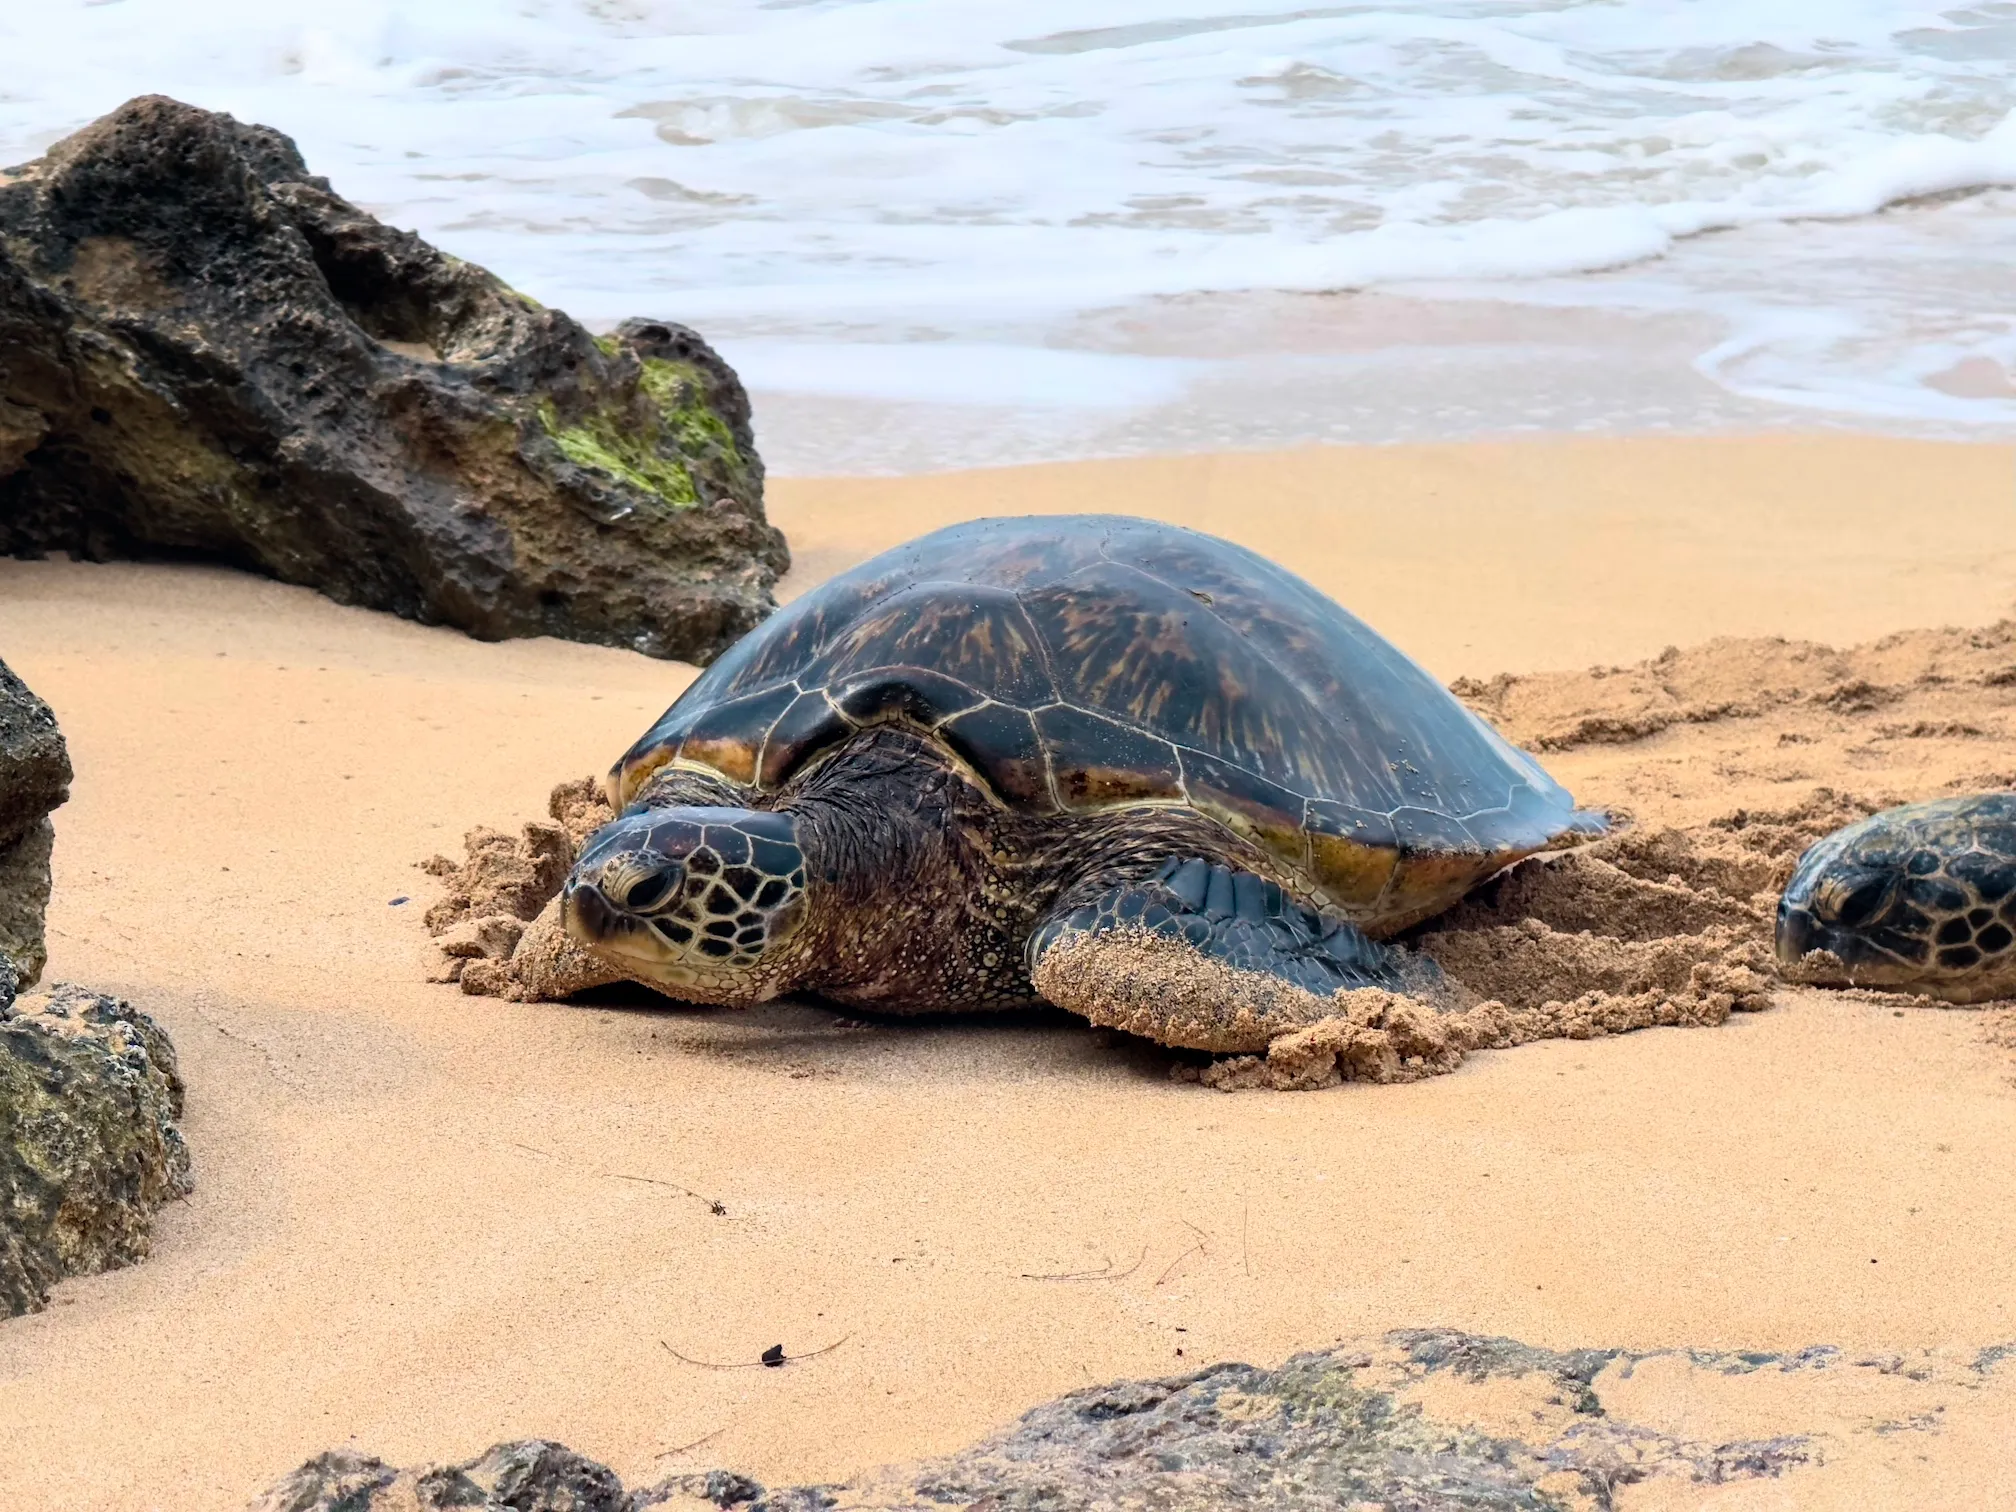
[1026,858,1419,1052]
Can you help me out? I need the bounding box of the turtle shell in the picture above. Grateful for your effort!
[614,515,1602,930]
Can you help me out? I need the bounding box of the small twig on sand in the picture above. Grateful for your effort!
[1156,1223,1212,1289]
[662,1335,852,1370]
[604,1170,728,1216]
[1155,1243,1206,1288]
[1020,1246,1148,1282]
[654,1427,727,1461]
[1242,1199,1251,1278]
[509,1145,725,1215]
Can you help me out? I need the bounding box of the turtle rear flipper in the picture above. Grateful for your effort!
[1026,859,1415,1052]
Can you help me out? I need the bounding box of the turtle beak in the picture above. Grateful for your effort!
[1774,901,1826,976]
[562,878,623,944]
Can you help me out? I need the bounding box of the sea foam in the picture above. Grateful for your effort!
[4,0,2012,465]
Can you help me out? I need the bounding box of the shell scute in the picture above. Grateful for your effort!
[1304,798,1401,852]
[757,690,840,789]
[832,667,989,729]
[1390,806,1486,855]
[1016,567,1340,798]
[1305,830,1402,911]
[653,684,797,791]
[1176,750,1313,862]
[939,703,1055,812]
[822,585,1056,709]
[1034,705,1184,810]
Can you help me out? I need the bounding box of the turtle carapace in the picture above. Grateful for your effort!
[560,515,1610,1051]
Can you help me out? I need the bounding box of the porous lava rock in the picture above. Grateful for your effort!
[0,976,191,1317]
[0,95,787,663]
[255,1329,1843,1510]
[0,656,71,986]
[251,1441,630,1512]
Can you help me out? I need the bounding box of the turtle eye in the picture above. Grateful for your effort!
[1813,869,1895,928]
[624,867,678,911]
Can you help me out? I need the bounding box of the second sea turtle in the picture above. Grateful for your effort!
[1778,793,2016,1002]
[559,515,1610,1050]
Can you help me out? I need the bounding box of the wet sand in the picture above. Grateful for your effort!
[2,434,2014,1509]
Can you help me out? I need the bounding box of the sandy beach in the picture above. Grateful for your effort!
[3,433,2016,1509]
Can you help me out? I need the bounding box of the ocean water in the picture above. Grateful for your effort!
[4,0,2013,471]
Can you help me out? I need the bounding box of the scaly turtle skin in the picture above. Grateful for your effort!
[1778,794,2016,1003]
[561,515,1609,1050]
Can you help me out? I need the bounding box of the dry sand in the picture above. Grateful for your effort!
[2,434,2015,1509]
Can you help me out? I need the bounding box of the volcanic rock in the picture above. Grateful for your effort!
[0,656,71,985]
[0,978,191,1317]
[0,95,787,663]
[254,1328,1852,1510]
[252,1442,629,1512]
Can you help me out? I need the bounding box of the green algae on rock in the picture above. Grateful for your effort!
[538,332,758,520]
[0,95,787,664]
[0,976,191,1318]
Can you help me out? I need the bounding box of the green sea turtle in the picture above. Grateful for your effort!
[560,515,1609,1050]
[1777,794,2016,1003]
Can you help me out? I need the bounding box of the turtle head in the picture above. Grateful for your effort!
[562,806,810,1001]
[1776,833,1909,984]
[1778,798,2016,999]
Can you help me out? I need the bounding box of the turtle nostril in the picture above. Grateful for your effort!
[568,884,620,938]
[1775,906,1819,967]
[624,868,677,911]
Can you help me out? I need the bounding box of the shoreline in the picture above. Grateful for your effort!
[733,245,2016,479]
[1,431,2014,1509]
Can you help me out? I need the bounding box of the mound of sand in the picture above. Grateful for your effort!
[420,777,624,1000]
[1452,620,2016,758]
